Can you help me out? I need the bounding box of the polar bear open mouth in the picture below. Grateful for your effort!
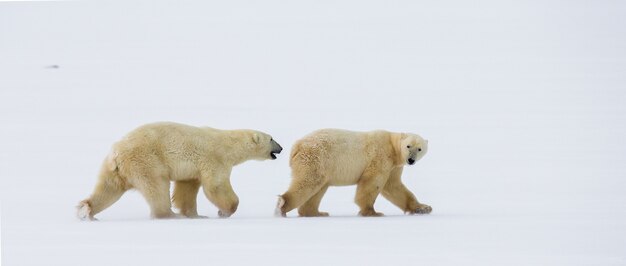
[270,152,278,159]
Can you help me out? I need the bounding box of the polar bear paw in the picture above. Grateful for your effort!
[76,201,97,221]
[274,196,286,217]
[316,212,329,217]
[407,204,432,215]
[298,211,329,217]
[359,208,384,217]
[218,210,234,218]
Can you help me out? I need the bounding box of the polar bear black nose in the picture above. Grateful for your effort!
[276,144,283,153]
[272,141,283,153]
[408,158,416,165]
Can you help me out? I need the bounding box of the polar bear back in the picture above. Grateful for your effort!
[109,122,256,181]
[290,129,393,186]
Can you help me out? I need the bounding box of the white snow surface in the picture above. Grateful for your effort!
[1,1,626,265]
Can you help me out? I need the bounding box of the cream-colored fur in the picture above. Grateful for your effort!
[275,129,431,217]
[77,122,282,220]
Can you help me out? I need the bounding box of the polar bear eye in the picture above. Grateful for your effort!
[407,145,411,148]
[418,148,422,152]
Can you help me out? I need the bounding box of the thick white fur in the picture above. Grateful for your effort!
[77,122,279,220]
[276,129,431,217]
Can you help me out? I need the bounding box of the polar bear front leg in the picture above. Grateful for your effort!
[173,179,207,218]
[381,167,432,215]
[201,170,239,218]
[355,170,387,217]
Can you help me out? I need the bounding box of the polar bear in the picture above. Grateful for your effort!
[77,122,283,220]
[275,129,430,217]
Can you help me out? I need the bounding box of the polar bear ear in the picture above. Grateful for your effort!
[252,133,260,144]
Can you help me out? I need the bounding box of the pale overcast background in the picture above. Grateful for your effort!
[1,1,625,265]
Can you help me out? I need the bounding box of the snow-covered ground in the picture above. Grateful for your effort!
[1,1,626,265]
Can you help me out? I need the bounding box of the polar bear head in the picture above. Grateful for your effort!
[240,130,283,161]
[399,133,428,166]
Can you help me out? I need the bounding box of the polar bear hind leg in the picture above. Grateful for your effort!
[276,170,328,217]
[133,175,177,219]
[77,170,127,221]
[297,184,330,217]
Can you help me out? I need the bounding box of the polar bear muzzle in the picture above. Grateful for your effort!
[270,139,283,159]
